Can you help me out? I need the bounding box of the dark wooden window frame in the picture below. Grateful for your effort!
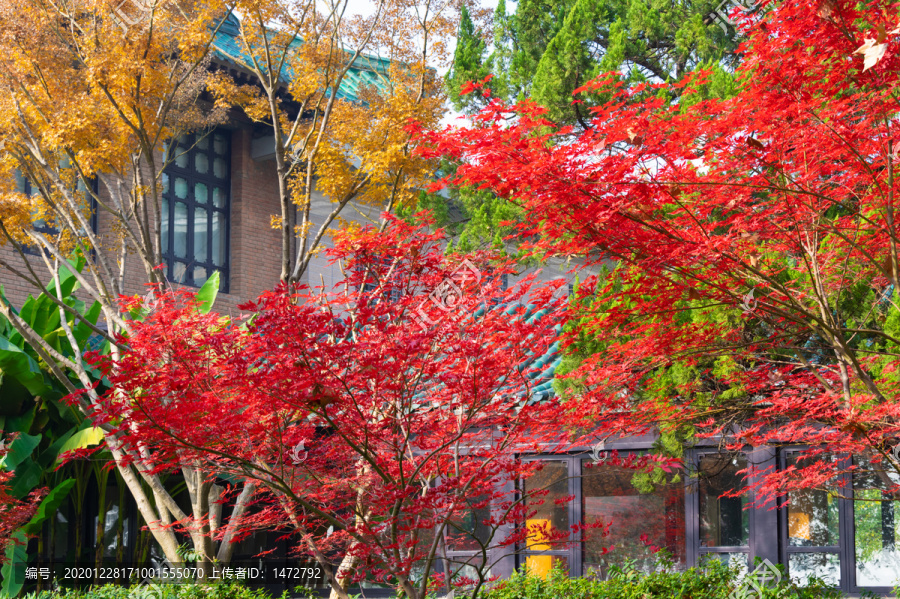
[161,130,231,293]
[16,174,98,257]
[776,449,849,593]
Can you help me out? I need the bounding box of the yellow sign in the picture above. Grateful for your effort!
[526,519,552,578]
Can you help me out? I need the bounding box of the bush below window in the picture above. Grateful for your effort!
[476,560,846,599]
[23,581,287,599]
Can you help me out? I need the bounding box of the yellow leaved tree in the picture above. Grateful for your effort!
[210,0,479,282]
[0,0,486,584]
[0,0,251,576]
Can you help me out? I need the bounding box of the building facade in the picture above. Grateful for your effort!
[4,13,900,599]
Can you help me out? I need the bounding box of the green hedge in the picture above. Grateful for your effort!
[479,560,846,599]
[22,581,286,599]
[18,560,857,599]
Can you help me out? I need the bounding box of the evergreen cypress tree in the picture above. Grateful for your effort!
[431,0,745,254]
[445,5,490,113]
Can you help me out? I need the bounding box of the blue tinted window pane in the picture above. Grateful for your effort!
[161,198,168,253]
[854,457,900,586]
[173,202,187,259]
[212,212,225,267]
[194,208,207,262]
[195,153,209,175]
[194,183,208,204]
[192,266,207,287]
[699,455,749,547]
[213,158,227,179]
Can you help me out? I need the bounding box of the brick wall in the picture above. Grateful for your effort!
[0,126,588,320]
[0,126,286,317]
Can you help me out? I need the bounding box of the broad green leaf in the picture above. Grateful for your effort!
[72,300,103,348]
[21,479,75,535]
[11,460,42,498]
[0,433,41,471]
[4,412,35,438]
[26,293,61,339]
[46,256,84,297]
[0,337,52,397]
[196,270,220,314]
[1,531,27,597]
[54,426,104,464]
[38,428,76,469]
[0,374,30,417]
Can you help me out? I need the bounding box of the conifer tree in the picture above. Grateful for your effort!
[445,6,490,112]
[436,0,745,254]
[448,0,744,125]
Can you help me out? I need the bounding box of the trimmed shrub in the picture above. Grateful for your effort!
[478,559,845,599]
[23,581,287,599]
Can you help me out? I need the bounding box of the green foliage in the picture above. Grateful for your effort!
[437,0,745,260]
[26,581,287,599]
[445,5,490,113]
[474,560,844,599]
[0,259,109,596]
[196,271,222,315]
[406,164,532,259]
[502,0,742,123]
[2,531,28,598]
[529,0,604,127]
[20,479,76,535]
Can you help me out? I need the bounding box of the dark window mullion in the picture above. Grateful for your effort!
[187,186,195,286]
[571,455,581,577]
[166,192,174,282]
[206,203,213,271]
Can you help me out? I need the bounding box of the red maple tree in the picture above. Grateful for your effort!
[418,0,900,502]
[0,443,44,564]
[82,219,656,598]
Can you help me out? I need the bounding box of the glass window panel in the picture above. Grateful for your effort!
[213,133,227,155]
[194,182,208,204]
[173,202,187,259]
[523,461,569,551]
[192,266,207,287]
[788,552,839,587]
[785,454,839,547]
[699,454,749,547]
[161,128,229,290]
[171,261,187,284]
[213,187,226,209]
[581,459,685,579]
[214,157,228,179]
[699,552,748,576]
[212,212,225,267]
[175,149,189,168]
[854,456,900,586]
[161,198,169,253]
[14,170,28,194]
[445,561,489,585]
[194,208,207,262]
[195,153,209,175]
[523,555,567,579]
[446,499,491,552]
[174,177,188,200]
